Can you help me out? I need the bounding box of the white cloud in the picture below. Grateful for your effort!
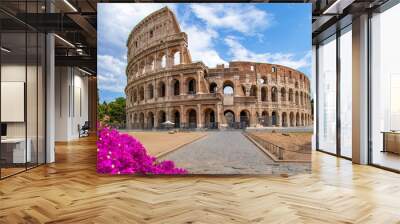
[97,54,126,93]
[224,36,311,70]
[98,3,226,68]
[98,3,177,49]
[180,24,227,67]
[190,4,272,35]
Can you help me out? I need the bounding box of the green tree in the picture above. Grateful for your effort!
[98,97,126,128]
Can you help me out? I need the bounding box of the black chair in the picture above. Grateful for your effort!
[79,121,90,138]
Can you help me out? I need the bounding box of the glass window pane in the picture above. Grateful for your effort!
[317,35,337,154]
[371,4,400,171]
[1,31,27,177]
[340,27,352,158]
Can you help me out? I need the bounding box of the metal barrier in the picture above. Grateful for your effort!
[247,133,311,160]
[250,134,284,159]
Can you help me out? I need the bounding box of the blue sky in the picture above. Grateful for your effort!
[98,3,311,103]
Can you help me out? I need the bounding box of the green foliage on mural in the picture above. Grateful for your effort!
[98,97,126,128]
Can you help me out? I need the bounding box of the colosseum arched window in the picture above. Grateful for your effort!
[139,113,145,129]
[295,81,299,88]
[261,111,269,126]
[282,112,288,127]
[187,109,197,128]
[271,87,278,102]
[204,108,216,128]
[187,78,196,94]
[250,85,257,97]
[289,89,293,102]
[300,92,303,105]
[281,88,286,101]
[149,57,155,71]
[172,110,180,128]
[271,111,278,126]
[161,55,167,68]
[147,112,154,129]
[158,81,166,97]
[129,95,133,106]
[295,91,299,105]
[261,76,268,84]
[271,66,276,73]
[147,83,154,99]
[261,87,268,101]
[240,110,250,127]
[133,113,138,128]
[305,93,308,105]
[133,89,137,103]
[172,79,180,95]
[209,82,217,93]
[133,66,138,78]
[139,87,145,101]
[140,61,146,75]
[158,111,166,127]
[223,81,234,95]
[290,112,295,126]
[224,110,235,127]
[296,112,300,126]
[173,51,180,66]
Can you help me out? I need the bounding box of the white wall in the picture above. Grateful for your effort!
[1,64,38,138]
[54,67,89,141]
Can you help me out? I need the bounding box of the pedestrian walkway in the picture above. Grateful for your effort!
[161,131,310,174]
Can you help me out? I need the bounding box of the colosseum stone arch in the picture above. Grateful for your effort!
[125,7,312,129]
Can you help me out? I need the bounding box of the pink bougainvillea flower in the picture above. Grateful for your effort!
[97,126,187,175]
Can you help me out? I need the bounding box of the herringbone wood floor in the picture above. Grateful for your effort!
[1,136,400,224]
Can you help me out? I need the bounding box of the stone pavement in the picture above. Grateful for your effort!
[161,131,311,175]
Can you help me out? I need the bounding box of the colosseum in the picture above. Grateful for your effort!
[125,7,312,130]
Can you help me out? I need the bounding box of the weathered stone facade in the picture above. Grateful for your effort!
[125,7,312,129]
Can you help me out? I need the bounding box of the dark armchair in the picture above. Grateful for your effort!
[79,121,90,138]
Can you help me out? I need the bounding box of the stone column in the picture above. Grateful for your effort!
[277,88,281,105]
[143,84,147,103]
[166,77,171,99]
[197,71,202,94]
[165,49,170,68]
[144,57,148,73]
[180,74,184,95]
[276,112,281,127]
[166,107,171,122]
[216,103,221,128]
[250,110,257,127]
[235,108,240,125]
[144,112,148,129]
[180,105,185,127]
[267,85,272,102]
[197,104,202,128]
[153,79,157,100]
[155,54,160,70]
[286,89,289,103]
[234,75,240,96]
[180,45,184,64]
